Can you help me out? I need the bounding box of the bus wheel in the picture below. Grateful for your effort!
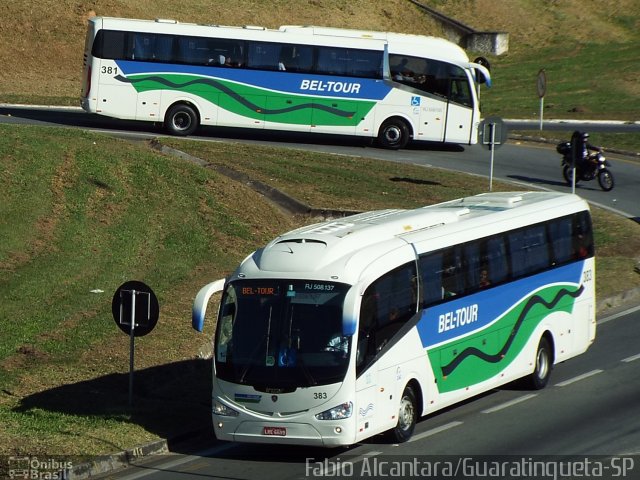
[389,385,417,443]
[165,104,199,136]
[378,119,410,150]
[527,337,553,390]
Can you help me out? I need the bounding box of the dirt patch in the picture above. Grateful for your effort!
[1,345,50,373]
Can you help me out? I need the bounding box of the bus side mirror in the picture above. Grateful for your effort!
[192,278,226,332]
[472,57,492,87]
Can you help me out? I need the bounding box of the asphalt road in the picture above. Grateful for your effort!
[94,305,640,480]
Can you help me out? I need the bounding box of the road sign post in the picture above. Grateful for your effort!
[112,281,159,407]
[537,69,547,131]
[570,130,582,195]
[479,117,508,192]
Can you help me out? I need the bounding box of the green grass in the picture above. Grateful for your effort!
[1,125,639,457]
[482,43,640,121]
[0,125,297,455]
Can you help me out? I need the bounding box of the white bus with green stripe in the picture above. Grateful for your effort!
[81,17,491,148]
[192,191,596,446]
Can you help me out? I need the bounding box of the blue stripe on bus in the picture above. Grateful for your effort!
[115,61,392,99]
[416,261,584,349]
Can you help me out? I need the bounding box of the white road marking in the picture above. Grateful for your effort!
[409,421,463,442]
[622,353,640,363]
[555,369,603,387]
[481,393,538,414]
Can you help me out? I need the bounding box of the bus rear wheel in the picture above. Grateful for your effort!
[378,119,410,150]
[526,337,553,390]
[388,385,417,443]
[165,104,199,136]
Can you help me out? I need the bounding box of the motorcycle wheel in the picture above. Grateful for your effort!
[562,165,579,186]
[598,168,614,191]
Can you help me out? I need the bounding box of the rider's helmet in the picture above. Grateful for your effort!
[581,132,589,140]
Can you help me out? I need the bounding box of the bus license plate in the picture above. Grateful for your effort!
[263,426,287,436]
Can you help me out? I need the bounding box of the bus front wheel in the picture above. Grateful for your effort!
[378,119,410,150]
[165,104,199,136]
[389,385,417,443]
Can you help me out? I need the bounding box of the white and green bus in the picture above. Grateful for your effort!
[81,17,491,148]
[192,191,596,446]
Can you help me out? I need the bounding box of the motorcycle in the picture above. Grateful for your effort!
[556,141,614,191]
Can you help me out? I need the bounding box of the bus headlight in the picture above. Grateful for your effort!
[214,400,239,417]
[315,402,353,420]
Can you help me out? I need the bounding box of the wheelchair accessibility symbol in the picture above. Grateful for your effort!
[411,96,421,106]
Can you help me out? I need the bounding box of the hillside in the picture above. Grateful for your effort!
[1,0,639,115]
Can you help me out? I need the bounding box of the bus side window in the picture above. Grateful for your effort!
[464,242,482,290]
[450,77,472,106]
[509,225,551,278]
[94,30,132,60]
[356,262,417,374]
[419,252,444,307]
[133,33,155,61]
[549,217,573,264]
[248,42,282,70]
[442,246,464,297]
[573,211,594,259]
[216,287,237,363]
[485,235,509,285]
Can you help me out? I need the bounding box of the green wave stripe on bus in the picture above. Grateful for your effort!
[124,73,377,126]
[428,284,582,393]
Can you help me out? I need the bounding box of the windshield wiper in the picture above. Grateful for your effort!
[239,306,273,384]
[296,355,317,387]
[238,333,267,384]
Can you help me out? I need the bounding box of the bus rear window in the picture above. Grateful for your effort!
[92,30,130,59]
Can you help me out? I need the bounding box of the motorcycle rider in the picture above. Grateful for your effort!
[572,130,602,170]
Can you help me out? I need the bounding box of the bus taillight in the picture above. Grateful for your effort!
[84,66,92,97]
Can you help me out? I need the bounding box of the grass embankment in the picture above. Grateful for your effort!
[2,0,639,125]
[2,1,639,151]
[1,124,639,457]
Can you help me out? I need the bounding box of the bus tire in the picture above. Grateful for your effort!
[377,118,410,150]
[526,337,553,390]
[165,103,199,136]
[389,384,417,443]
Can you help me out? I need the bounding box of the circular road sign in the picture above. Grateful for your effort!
[537,69,547,98]
[112,280,159,337]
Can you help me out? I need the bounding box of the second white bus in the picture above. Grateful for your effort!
[81,17,491,148]
[192,191,596,446]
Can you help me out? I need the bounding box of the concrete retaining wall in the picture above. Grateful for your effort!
[409,0,509,55]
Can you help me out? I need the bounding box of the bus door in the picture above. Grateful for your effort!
[354,257,419,438]
[417,95,445,142]
[443,73,474,144]
[355,356,379,440]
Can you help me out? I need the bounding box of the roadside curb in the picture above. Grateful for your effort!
[148,140,360,218]
[69,438,169,479]
[597,287,640,315]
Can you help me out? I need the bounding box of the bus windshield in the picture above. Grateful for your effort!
[215,280,351,389]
